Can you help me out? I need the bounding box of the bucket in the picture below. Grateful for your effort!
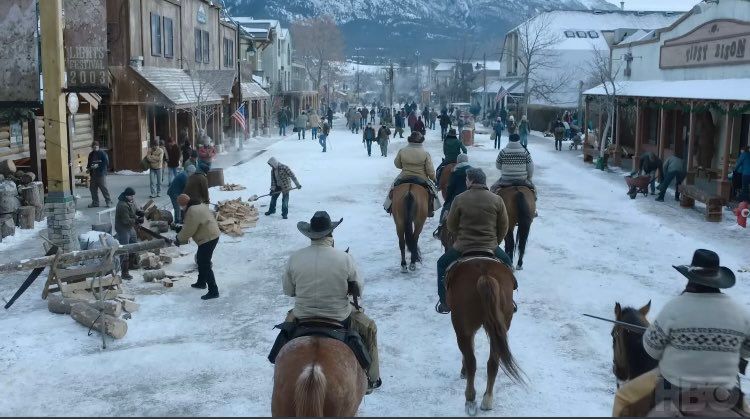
[206,168,225,187]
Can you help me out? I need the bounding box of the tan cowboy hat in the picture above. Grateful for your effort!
[673,249,735,289]
[297,211,343,240]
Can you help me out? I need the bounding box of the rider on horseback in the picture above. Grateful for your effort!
[383,132,441,217]
[491,133,536,201]
[434,154,471,238]
[435,168,514,314]
[280,211,382,394]
[614,249,750,416]
[435,128,467,185]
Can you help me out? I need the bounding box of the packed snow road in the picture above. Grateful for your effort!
[1,116,749,416]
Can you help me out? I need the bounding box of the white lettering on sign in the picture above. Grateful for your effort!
[660,20,750,69]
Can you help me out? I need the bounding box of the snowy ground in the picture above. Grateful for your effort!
[2,117,750,416]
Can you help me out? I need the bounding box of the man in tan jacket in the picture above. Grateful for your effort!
[173,194,221,300]
[282,211,381,394]
[383,132,441,215]
[435,168,513,314]
[146,140,165,198]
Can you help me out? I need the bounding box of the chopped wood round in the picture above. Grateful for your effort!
[0,159,16,176]
[16,206,35,229]
[0,180,20,217]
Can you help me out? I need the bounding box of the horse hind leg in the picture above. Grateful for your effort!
[481,340,501,411]
[399,235,407,273]
[504,230,515,269]
[456,333,478,416]
[516,222,531,271]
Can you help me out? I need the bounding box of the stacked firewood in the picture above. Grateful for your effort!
[0,158,44,241]
[215,198,259,237]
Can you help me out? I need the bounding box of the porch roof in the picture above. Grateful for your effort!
[584,79,750,102]
[196,69,237,98]
[130,66,224,108]
[241,82,270,99]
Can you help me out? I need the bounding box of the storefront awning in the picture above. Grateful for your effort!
[197,70,237,98]
[241,82,270,100]
[584,79,750,102]
[473,80,523,94]
[130,66,224,108]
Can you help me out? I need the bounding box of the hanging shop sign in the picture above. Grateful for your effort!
[660,19,750,69]
[63,0,108,91]
[0,0,40,103]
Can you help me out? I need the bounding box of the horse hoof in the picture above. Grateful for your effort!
[401,266,408,273]
[465,401,478,416]
[481,395,493,411]
[460,371,466,380]
[409,263,416,271]
[515,265,523,271]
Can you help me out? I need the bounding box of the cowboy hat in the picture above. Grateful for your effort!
[673,249,735,289]
[297,211,343,239]
[446,128,458,137]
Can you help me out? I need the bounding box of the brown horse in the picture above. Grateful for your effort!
[495,186,535,270]
[271,336,367,416]
[446,257,524,416]
[612,301,656,387]
[391,183,429,272]
[439,163,457,200]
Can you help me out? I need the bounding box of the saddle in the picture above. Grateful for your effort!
[268,317,372,372]
[394,176,432,192]
[445,252,518,290]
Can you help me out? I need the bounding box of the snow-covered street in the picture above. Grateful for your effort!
[2,117,749,416]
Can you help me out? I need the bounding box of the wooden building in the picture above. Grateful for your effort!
[585,0,750,218]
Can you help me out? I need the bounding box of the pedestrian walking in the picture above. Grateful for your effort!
[319,120,330,153]
[86,141,111,208]
[278,108,289,136]
[519,115,530,149]
[413,116,426,136]
[295,111,308,140]
[146,140,164,198]
[165,136,181,185]
[439,111,451,140]
[493,117,504,150]
[158,140,168,186]
[394,111,405,138]
[309,112,321,140]
[265,157,302,219]
[553,118,565,151]
[327,107,334,126]
[377,123,391,157]
[363,123,376,157]
[174,193,221,300]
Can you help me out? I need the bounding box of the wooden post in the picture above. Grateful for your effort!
[687,102,696,185]
[634,99,642,171]
[614,103,622,166]
[658,105,667,159]
[584,99,589,156]
[27,115,42,182]
[720,110,734,200]
[40,0,76,251]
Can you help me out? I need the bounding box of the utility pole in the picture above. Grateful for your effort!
[40,0,77,252]
[482,52,487,120]
[236,22,244,150]
[414,50,420,104]
[389,62,394,113]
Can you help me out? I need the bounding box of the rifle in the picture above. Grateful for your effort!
[345,247,362,310]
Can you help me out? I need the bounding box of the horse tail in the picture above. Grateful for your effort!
[294,363,327,417]
[403,188,419,257]
[514,189,533,258]
[476,275,524,384]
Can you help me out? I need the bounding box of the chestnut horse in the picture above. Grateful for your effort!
[391,183,429,272]
[612,301,656,387]
[439,163,457,200]
[446,257,524,416]
[271,336,367,416]
[495,186,535,270]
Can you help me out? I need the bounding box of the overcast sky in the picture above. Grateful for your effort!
[605,0,698,11]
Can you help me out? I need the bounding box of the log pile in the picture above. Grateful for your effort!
[215,198,259,236]
[0,161,45,240]
[219,183,246,191]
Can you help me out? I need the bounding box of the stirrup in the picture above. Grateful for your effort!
[435,301,450,314]
[513,301,518,313]
[432,225,441,239]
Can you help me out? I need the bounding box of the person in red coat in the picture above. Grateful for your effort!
[413,116,426,136]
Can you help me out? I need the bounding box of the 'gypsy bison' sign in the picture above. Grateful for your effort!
[0,0,40,103]
[660,20,750,69]
[63,0,108,91]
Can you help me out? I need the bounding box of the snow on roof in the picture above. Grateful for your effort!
[434,63,454,72]
[433,60,501,72]
[241,82,270,99]
[510,10,682,51]
[131,66,224,107]
[473,80,524,94]
[584,79,750,102]
[619,29,654,44]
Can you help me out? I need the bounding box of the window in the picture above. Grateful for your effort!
[278,39,281,56]
[576,31,588,38]
[195,28,202,62]
[163,18,173,58]
[588,31,599,38]
[223,38,234,68]
[202,30,210,63]
[150,13,162,56]
[564,30,575,38]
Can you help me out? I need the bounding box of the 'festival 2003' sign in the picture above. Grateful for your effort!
[660,20,750,69]
[63,0,108,90]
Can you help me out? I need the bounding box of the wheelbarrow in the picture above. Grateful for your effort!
[625,175,651,199]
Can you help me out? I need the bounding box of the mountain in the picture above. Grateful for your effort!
[222,0,619,60]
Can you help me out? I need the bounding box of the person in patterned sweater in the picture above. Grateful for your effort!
[491,133,536,199]
[636,249,750,416]
[265,157,302,219]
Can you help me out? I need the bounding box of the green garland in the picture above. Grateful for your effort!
[0,108,34,123]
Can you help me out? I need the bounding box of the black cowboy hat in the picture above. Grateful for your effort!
[446,128,458,138]
[673,249,735,289]
[297,211,343,240]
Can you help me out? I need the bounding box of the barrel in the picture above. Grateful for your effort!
[461,128,474,147]
[206,168,225,188]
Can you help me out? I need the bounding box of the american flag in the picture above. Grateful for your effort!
[495,86,508,103]
[232,103,247,132]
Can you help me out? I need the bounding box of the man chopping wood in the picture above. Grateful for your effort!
[265,157,301,220]
[172,194,221,300]
[115,187,144,280]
